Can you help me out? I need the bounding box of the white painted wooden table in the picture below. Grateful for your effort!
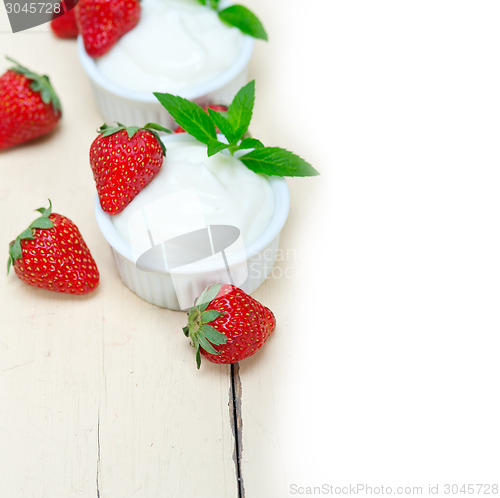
[2,1,500,497]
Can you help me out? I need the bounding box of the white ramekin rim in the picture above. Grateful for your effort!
[94,136,290,275]
[77,32,254,104]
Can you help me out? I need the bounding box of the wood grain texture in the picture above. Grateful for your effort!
[0,15,238,498]
[3,1,500,497]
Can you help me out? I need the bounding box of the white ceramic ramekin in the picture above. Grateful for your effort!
[77,33,254,128]
[94,144,289,311]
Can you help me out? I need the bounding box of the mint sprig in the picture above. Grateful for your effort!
[195,1,267,41]
[153,81,319,178]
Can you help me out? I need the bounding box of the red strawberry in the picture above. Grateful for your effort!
[75,0,141,57]
[90,123,170,215]
[8,201,100,295]
[0,57,62,151]
[183,283,276,368]
[175,105,229,133]
[50,0,79,39]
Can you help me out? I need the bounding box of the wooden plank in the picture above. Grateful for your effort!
[0,22,238,497]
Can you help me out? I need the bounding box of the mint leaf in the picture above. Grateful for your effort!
[239,137,264,149]
[239,147,320,177]
[227,79,254,141]
[218,5,268,41]
[207,140,231,157]
[153,92,217,145]
[154,83,319,178]
[207,108,236,143]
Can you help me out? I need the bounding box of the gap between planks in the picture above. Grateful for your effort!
[93,362,244,497]
[230,362,245,498]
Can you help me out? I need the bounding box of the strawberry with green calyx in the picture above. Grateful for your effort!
[75,0,141,57]
[183,283,276,369]
[8,201,100,295]
[90,122,171,215]
[0,57,62,151]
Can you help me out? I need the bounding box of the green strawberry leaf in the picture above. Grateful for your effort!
[97,122,170,156]
[18,228,35,240]
[97,123,126,137]
[29,217,54,230]
[143,122,172,134]
[35,199,52,217]
[197,334,221,355]
[201,324,227,345]
[227,79,255,141]
[239,147,320,177]
[7,200,55,275]
[9,238,22,262]
[142,123,172,156]
[218,5,268,41]
[7,243,17,274]
[201,309,225,324]
[184,283,230,369]
[6,57,62,115]
[153,92,217,145]
[195,283,222,311]
[124,126,140,139]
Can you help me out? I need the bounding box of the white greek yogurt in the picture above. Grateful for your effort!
[111,134,275,266]
[95,0,245,94]
[94,132,288,310]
